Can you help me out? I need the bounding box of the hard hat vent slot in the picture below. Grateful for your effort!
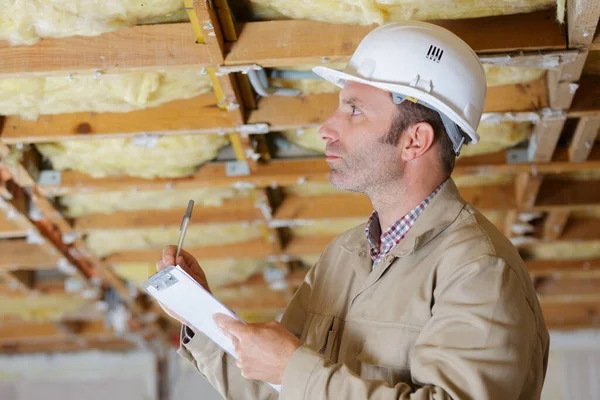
[426,45,444,63]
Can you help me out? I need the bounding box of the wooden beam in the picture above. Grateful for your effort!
[0,94,232,144]
[567,0,600,47]
[0,78,548,144]
[542,302,600,330]
[535,177,600,209]
[515,173,544,210]
[0,240,61,270]
[561,217,600,241]
[529,114,568,162]
[36,146,600,197]
[536,277,600,304]
[527,258,600,278]
[0,338,135,354]
[226,10,566,68]
[543,210,571,240]
[0,23,211,78]
[568,116,600,162]
[73,198,261,231]
[104,237,274,264]
[0,320,112,343]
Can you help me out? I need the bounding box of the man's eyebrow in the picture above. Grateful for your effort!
[341,97,365,107]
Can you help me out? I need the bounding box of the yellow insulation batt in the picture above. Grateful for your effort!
[571,208,600,219]
[270,65,545,95]
[241,0,557,25]
[282,121,532,157]
[36,134,227,179]
[112,258,266,289]
[60,187,251,217]
[0,0,187,46]
[520,241,600,260]
[85,222,264,257]
[0,68,212,120]
[0,295,90,321]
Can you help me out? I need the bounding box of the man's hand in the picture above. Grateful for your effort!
[214,314,302,385]
[156,245,211,324]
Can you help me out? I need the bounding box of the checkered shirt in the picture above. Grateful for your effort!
[365,180,446,267]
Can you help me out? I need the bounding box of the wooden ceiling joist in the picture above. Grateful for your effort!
[0,94,231,144]
[1,76,549,144]
[73,197,262,231]
[226,9,566,68]
[35,146,600,196]
[0,23,212,78]
[0,240,61,270]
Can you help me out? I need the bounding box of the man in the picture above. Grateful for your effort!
[157,21,549,399]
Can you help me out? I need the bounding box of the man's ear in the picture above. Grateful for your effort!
[400,122,435,162]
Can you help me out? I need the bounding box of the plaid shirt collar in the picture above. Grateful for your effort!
[365,180,446,266]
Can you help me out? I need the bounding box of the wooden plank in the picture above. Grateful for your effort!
[37,146,600,197]
[0,240,60,270]
[536,277,600,303]
[567,0,600,47]
[569,74,600,117]
[74,198,262,231]
[536,177,600,209]
[104,238,274,264]
[0,23,211,78]
[515,173,544,210]
[226,10,566,67]
[542,302,600,330]
[191,1,226,63]
[0,94,232,144]
[0,320,111,343]
[527,258,600,278]
[547,70,578,109]
[529,115,568,162]
[543,210,571,240]
[0,338,135,354]
[568,116,600,162]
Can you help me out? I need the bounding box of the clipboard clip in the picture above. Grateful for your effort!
[145,266,179,292]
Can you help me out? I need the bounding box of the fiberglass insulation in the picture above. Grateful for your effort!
[60,187,251,217]
[270,64,546,95]
[282,121,532,157]
[0,68,212,120]
[85,222,264,257]
[0,0,187,46]
[237,0,558,25]
[0,295,90,321]
[112,258,266,289]
[36,134,227,179]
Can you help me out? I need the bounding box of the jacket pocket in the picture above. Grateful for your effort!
[355,325,418,387]
[301,312,340,362]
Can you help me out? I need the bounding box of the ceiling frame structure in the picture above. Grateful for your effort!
[0,0,599,354]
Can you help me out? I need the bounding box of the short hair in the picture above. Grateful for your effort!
[381,100,459,177]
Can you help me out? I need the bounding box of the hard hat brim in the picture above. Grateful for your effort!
[313,66,480,144]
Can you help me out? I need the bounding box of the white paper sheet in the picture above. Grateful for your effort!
[142,265,281,392]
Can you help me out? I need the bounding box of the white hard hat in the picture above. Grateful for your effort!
[313,21,487,153]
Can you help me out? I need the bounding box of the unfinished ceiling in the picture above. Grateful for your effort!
[0,0,599,354]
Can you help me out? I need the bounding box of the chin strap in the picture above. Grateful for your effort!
[391,92,467,156]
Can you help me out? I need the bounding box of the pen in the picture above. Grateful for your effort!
[175,200,195,261]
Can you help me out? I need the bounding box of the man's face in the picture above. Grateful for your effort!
[319,81,403,194]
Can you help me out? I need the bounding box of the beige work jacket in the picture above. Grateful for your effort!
[178,179,549,399]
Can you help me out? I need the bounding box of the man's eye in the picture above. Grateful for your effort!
[351,106,361,116]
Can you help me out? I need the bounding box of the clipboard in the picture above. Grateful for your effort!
[141,265,282,392]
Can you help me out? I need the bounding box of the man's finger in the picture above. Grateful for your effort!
[162,245,175,266]
[214,314,247,338]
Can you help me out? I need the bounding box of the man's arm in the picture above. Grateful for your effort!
[279,256,544,400]
[178,263,317,399]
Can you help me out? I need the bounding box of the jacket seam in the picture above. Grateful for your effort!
[304,309,424,330]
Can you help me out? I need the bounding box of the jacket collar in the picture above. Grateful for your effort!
[341,178,466,257]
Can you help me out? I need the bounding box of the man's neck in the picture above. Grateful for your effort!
[369,176,445,233]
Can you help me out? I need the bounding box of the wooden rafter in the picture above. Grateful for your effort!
[33,146,600,196]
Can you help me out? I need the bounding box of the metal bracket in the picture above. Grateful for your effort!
[38,170,62,186]
[225,160,251,177]
[506,148,530,164]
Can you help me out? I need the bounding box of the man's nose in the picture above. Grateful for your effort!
[318,115,340,143]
